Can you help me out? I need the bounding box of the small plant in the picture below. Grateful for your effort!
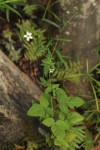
[83,60,100,112]
[2,28,21,61]
[1,1,99,149]
[16,20,47,61]
[27,83,85,150]
[41,45,82,84]
[82,61,100,148]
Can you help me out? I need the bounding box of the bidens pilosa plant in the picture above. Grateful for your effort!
[27,83,86,150]
[1,1,99,149]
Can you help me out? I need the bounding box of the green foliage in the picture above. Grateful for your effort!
[23,128,46,150]
[66,97,85,109]
[92,64,100,97]
[41,46,82,84]
[16,20,47,61]
[27,141,38,150]
[41,50,55,77]
[23,4,40,19]
[42,0,61,28]
[83,103,100,149]
[0,0,19,4]
[27,85,85,149]
[0,1,99,149]
[0,0,22,22]
[84,130,94,150]
[59,127,85,150]
[84,101,100,131]
[42,18,60,29]
[49,61,82,83]
[2,29,21,61]
[83,60,100,112]
[96,44,100,53]
[80,61,100,146]
[42,118,54,127]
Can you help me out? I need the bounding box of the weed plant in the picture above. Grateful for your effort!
[0,0,100,150]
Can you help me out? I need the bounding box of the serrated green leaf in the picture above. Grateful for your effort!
[52,84,59,89]
[45,86,53,93]
[56,38,71,42]
[40,77,50,87]
[44,107,54,117]
[54,138,69,148]
[56,88,67,103]
[45,84,59,95]
[59,112,65,120]
[40,93,50,107]
[42,118,54,127]
[27,104,45,117]
[65,132,76,142]
[68,112,84,125]
[66,97,85,108]
[54,138,61,146]
[59,102,68,114]
[51,124,65,139]
[56,120,70,130]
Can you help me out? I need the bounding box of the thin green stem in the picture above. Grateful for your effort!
[54,11,78,50]
[89,76,100,84]
[90,81,99,111]
[90,62,100,72]
[42,0,51,20]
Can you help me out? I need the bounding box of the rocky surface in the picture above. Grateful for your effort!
[58,0,100,70]
[0,50,41,149]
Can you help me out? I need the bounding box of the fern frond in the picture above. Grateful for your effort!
[24,128,46,150]
[24,41,46,61]
[49,60,82,84]
[62,126,85,150]
[41,50,55,76]
[27,141,38,150]
[16,20,46,61]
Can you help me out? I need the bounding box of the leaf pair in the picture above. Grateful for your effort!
[27,93,53,118]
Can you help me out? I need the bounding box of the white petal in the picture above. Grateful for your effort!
[26,31,29,35]
[24,34,27,38]
[27,37,30,41]
[27,31,32,36]
[66,11,70,14]
[65,31,70,35]
[29,35,33,39]
[29,33,32,36]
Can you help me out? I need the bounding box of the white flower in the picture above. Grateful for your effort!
[92,2,96,6]
[66,11,70,14]
[88,41,91,44]
[24,31,33,41]
[65,31,70,35]
[49,68,55,73]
